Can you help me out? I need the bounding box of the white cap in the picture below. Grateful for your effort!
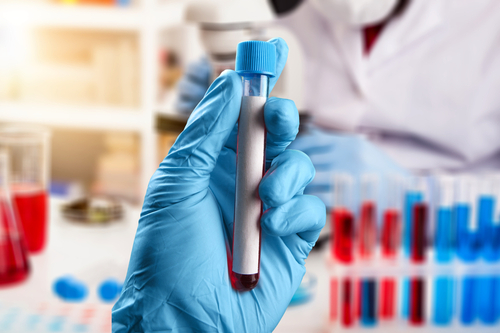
[186,0,274,26]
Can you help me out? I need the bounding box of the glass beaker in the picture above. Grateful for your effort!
[0,150,30,286]
[0,125,50,253]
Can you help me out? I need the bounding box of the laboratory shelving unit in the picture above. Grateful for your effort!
[0,0,189,195]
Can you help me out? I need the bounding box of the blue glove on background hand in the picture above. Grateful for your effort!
[288,126,409,208]
[175,56,211,114]
[112,38,326,333]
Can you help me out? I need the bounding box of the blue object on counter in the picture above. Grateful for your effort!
[456,204,481,262]
[53,276,88,302]
[433,276,454,325]
[478,276,497,325]
[435,207,454,263]
[404,191,423,257]
[460,276,477,325]
[98,279,123,303]
[360,279,377,327]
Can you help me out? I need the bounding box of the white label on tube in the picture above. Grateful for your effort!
[232,96,266,275]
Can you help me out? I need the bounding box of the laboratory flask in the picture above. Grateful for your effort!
[0,150,30,286]
[0,125,50,253]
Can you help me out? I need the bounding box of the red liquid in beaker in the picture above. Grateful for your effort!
[12,185,48,253]
[0,199,30,286]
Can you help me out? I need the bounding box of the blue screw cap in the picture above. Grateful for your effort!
[53,276,88,302]
[235,41,276,77]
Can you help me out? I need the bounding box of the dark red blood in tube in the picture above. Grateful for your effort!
[231,272,259,291]
[411,203,428,263]
[380,278,396,320]
[342,278,354,327]
[409,278,425,325]
[355,279,362,319]
[330,278,338,322]
[382,209,400,258]
[332,208,355,263]
[359,201,377,259]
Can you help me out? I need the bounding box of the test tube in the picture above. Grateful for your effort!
[433,276,454,325]
[331,173,355,264]
[382,175,404,259]
[434,175,454,263]
[231,41,276,291]
[455,175,481,262]
[360,278,377,327]
[483,174,500,262]
[411,181,428,264]
[379,277,397,320]
[341,278,355,327]
[358,174,378,260]
[460,276,478,325]
[404,176,425,257]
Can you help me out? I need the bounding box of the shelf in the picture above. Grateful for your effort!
[0,101,147,131]
[0,2,184,31]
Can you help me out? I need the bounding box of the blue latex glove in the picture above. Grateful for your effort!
[289,126,409,208]
[112,38,326,332]
[175,56,211,114]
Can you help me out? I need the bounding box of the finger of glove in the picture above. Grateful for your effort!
[261,195,326,263]
[268,38,289,92]
[146,70,241,208]
[261,195,325,240]
[264,97,299,165]
[259,150,314,208]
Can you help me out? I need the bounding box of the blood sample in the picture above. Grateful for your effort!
[231,41,276,291]
[341,278,354,327]
[358,174,378,259]
[381,209,400,258]
[409,278,425,325]
[403,177,425,257]
[332,209,355,263]
[330,278,338,323]
[411,202,428,263]
[382,175,404,259]
[0,152,30,286]
[455,175,481,262]
[12,185,48,254]
[434,175,454,263]
[380,277,396,320]
[331,173,355,264]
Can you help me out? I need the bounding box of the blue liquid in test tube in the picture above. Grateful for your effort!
[433,276,454,325]
[478,276,497,325]
[435,175,455,263]
[455,176,481,262]
[360,279,377,327]
[460,276,478,325]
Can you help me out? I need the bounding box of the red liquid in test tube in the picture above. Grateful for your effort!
[380,277,396,320]
[358,201,376,259]
[332,208,355,263]
[411,203,428,263]
[382,209,401,259]
[330,278,338,322]
[341,278,354,327]
[409,278,425,325]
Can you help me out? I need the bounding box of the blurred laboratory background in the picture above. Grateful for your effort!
[1,0,500,332]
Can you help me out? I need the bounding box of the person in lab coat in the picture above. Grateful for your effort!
[178,0,500,205]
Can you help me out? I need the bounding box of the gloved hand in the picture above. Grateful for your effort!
[175,56,211,114]
[289,126,409,208]
[112,38,326,333]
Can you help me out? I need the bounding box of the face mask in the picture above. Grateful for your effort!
[310,0,399,26]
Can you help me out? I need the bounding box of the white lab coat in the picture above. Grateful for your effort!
[278,0,500,172]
